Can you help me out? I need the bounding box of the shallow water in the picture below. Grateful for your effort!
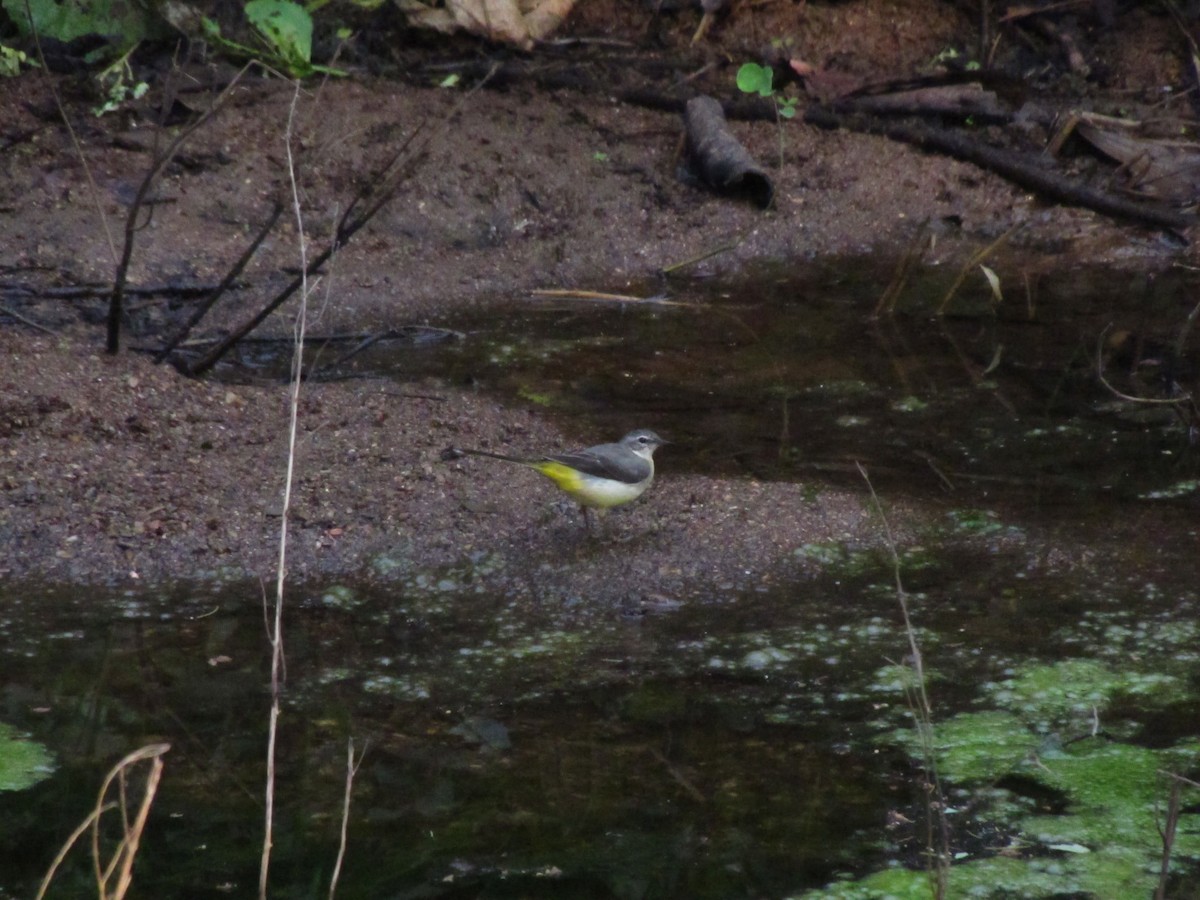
[5,255,1200,898]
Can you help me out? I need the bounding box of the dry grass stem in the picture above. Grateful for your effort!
[936,223,1022,316]
[329,739,366,900]
[36,743,170,900]
[874,219,930,316]
[529,288,689,305]
[857,463,949,899]
[259,82,313,900]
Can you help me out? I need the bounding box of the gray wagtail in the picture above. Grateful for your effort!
[447,429,668,526]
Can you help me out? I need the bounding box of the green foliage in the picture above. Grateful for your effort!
[984,658,1188,732]
[1,0,156,104]
[735,61,798,170]
[807,851,1160,900]
[2,0,344,79]
[310,0,382,10]
[736,61,774,97]
[94,47,148,115]
[190,0,344,78]
[1,0,159,53]
[943,507,1017,537]
[516,386,554,406]
[931,46,981,71]
[0,43,36,75]
[245,0,314,75]
[918,709,1033,782]
[736,61,798,119]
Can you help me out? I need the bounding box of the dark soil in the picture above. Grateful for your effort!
[1,0,1195,599]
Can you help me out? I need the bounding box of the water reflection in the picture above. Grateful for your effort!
[7,256,1200,897]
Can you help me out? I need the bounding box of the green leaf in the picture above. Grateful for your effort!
[736,62,773,98]
[0,44,35,76]
[201,15,223,40]
[246,0,313,69]
[3,0,157,53]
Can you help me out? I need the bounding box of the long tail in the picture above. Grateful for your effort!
[451,446,538,466]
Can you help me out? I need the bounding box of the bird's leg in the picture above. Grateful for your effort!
[588,507,611,536]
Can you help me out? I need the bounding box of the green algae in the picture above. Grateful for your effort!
[942,508,1022,539]
[896,709,1032,783]
[818,656,1200,899]
[0,723,54,791]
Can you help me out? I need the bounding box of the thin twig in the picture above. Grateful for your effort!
[649,747,707,803]
[0,303,59,335]
[21,0,118,267]
[36,804,114,900]
[529,288,686,305]
[659,223,755,276]
[107,65,252,354]
[1095,325,1193,405]
[857,463,949,899]
[1154,778,1183,900]
[1158,769,1200,790]
[260,82,311,900]
[156,198,286,362]
[305,326,462,377]
[329,738,366,900]
[185,63,500,377]
[1171,297,1200,363]
[874,219,930,316]
[110,753,166,900]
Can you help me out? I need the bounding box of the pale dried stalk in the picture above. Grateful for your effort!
[37,743,170,900]
[329,739,366,900]
[259,81,313,900]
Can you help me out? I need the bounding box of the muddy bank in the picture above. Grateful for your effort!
[1,0,1194,592]
[0,328,902,608]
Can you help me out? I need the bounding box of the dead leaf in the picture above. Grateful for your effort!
[1076,120,1200,204]
[397,0,575,50]
[980,264,1003,304]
